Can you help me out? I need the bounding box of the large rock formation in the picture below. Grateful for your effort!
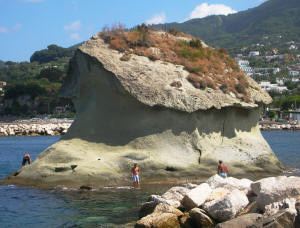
[4,30,282,188]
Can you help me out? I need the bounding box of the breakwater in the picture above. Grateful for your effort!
[259,121,300,131]
[0,119,299,137]
[0,118,72,136]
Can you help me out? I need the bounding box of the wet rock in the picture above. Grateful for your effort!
[215,213,262,228]
[181,183,212,210]
[54,167,71,172]
[79,185,92,190]
[139,201,157,219]
[189,208,215,228]
[203,189,249,222]
[135,212,180,228]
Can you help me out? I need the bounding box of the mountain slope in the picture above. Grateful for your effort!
[154,0,300,49]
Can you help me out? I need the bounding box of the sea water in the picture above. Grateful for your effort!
[0,132,299,227]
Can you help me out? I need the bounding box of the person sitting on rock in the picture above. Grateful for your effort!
[22,154,31,166]
[217,160,228,178]
[131,163,140,188]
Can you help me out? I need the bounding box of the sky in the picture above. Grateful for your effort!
[0,0,267,62]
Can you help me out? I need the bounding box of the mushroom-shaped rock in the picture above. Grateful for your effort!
[4,29,282,188]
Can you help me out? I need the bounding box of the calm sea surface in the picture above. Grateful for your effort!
[0,131,299,227]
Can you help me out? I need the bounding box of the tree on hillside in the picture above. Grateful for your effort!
[30,45,75,64]
[37,67,65,83]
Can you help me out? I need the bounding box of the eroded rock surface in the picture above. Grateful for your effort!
[4,30,282,188]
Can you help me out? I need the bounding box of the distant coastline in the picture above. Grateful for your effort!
[0,118,299,137]
[0,117,72,136]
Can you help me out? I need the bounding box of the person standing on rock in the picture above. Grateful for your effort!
[131,163,140,188]
[217,160,228,178]
[22,154,31,166]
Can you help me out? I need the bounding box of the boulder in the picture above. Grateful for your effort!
[206,187,230,202]
[251,176,300,210]
[4,29,283,188]
[258,209,296,228]
[148,195,181,208]
[181,183,212,210]
[215,213,262,228]
[203,189,249,222]
[135,212,180,228]
[264,198,297,216]
[179,213,194,228]
[139,201,157,219]
[139,202,183,219]
[161,186,190,202]
[206,174,253,194]
[189,208,215,228]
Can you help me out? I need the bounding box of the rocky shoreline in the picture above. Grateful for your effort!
[259,121,300,131]
[0,118,72,136]
[0,119,299,137]
[135,175,300,228]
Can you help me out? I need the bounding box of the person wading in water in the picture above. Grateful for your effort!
[131,163,140,189]
[217,160,229,178]
[22,154,31,166]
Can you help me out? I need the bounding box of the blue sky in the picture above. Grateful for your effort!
[0,0,267,62]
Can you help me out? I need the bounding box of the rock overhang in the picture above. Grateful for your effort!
[60,30,272,114]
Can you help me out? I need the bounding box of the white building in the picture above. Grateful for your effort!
[259,81,288,93]
[237,60,253,75]
[249,51,260,57]
[254,68,280,74]
[289,71,300,76]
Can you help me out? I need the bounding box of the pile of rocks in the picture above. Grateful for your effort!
[0,122,71,136]
[259,123,300,131]
[135,175,300,228]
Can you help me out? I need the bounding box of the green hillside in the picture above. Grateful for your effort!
[154,0,300,51]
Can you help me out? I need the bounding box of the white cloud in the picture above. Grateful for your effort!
[69,33,80,40]
[0,26,9,34]
[64,20,81,31]
[146,13,166,25]
[0,24,22,34]
[187,3,237,20]
[13,23,22,31]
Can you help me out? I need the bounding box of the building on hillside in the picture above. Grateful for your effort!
[249,51,260,57]
[54,106,66,114]
[289,71,300,76]
[276,78,284,85]
[259,81,288,93]
[288,110,300,124]
[272,48,278,55]
[0,81,6,94]
[289,45,298,50]
[237,60,253,75]
[254,68,280,74]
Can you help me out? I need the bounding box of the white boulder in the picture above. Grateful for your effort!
[181,183,212,210]
[206,174,253,194]
[264,198,297,216]
[203,189,249,222]
[251,176,300,210]
[162,186,190,202]
[148,195,181,208]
